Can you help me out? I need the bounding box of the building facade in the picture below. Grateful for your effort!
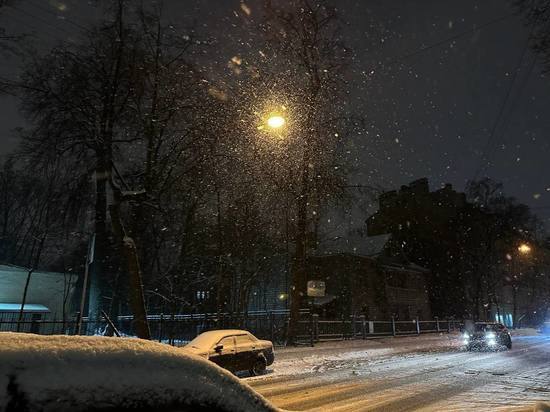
[306,253,431,320]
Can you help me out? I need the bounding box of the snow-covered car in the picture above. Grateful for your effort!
[0,332,277,412]
[463,322,512,350]
[182,330,274,376]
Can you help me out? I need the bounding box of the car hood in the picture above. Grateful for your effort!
[258,339,274,349]
[181,345,208,358]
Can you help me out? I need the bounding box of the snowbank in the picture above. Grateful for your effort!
[0,332,278,412]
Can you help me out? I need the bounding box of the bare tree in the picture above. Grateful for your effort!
[259,0,355,343]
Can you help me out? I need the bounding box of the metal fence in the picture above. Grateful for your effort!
[0,310,460,346]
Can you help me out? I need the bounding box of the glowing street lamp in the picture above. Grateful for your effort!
[518,243,532,255]
[267,114,285,129]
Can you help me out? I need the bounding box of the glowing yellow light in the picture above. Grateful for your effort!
[267,115,285,129]
[278,293,287,300]
[518,243,532,254]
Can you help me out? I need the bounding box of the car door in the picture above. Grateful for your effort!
[208,336,236,372]
[234,334,256,371]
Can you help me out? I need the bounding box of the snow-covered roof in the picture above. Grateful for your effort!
[0,264,74,277]
[0,303,50,313]
[0,333,277,412]
[188,329,255,349]
[197,329,250,337]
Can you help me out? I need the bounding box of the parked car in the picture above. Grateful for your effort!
[463,322,512,350]
[183,329,274,376]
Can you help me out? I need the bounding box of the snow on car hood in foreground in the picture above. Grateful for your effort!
[0,332,278,412]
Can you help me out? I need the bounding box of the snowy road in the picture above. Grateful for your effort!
[244,332,550,411]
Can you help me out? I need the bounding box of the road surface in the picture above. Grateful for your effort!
[244,332,550,411]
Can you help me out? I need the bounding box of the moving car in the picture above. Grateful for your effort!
[539,321,550,334]
[463,322,512,350]
[0,332,276,412]
[183,329,275,376]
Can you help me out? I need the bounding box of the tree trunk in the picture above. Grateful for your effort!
[215,190,226,315]
[287,172,308,345]
[90,160,110,323]
[109,203,150,339]
[16,268,34,332]
[512,285,518,329]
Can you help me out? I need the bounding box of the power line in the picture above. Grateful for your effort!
[369,13,515,73]
[472,17,541,181]
[2,7,65,43]
[481,53,538,176]
[8,3,84,40]
[25,0,92,34]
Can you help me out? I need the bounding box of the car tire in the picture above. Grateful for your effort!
[506,338,512,349]
[250,357,267,376]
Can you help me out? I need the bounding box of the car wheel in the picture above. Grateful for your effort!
[506,338,512,349]
[250,357,267,376]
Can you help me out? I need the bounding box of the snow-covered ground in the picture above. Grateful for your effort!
[0,332,277,412]
[245,331,550,411]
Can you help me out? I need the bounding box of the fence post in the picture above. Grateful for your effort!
[360,315,366,340]
[309,312,315,347]
[447,318,451,334]
[313,314,319,342]
[369,321,374,334]
[73,312,80,335]
[391,317,396,336]
[158,313,164,343]
[435,316,440,333]
[269,312,275,342]
[415,317,420,334]
[342,316,346,340]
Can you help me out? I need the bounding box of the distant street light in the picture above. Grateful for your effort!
[267,114,285,129]
[510,242,533,329]
[518,243,532,255]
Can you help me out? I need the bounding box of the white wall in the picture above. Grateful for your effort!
[0,265,80,321]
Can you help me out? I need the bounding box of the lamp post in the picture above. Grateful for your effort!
[511,242,532,329]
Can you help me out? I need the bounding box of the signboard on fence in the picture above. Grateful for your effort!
[307,280,326,297]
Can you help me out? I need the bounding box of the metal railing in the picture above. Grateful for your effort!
[0,311,460,346]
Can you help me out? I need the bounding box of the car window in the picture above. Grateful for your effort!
[217,336,234,350]
[235,334,254,346]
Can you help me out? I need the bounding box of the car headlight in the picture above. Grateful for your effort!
[485,332,496,339]
[462,332,470,339]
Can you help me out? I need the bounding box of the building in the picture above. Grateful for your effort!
[306,253,431,320]
[366,178,468,237]
[0,264,80,328]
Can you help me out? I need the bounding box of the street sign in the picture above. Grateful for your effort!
[307,280,326,297]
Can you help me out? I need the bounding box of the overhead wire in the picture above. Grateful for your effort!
[7,3,85,40]
[368,13,516,74]
[472,16,542,181]
[480,53,538,177]
[25,0,92,34]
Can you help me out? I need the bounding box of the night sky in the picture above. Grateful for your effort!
[1,0,549,235]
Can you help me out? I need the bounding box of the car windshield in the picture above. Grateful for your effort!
[474,324,498,332]
[187,332,227,350]
[0,1,549,411]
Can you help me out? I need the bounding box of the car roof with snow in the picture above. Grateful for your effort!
[199,329,252,338]
[0,332,276,412]
[187,329,258,349]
